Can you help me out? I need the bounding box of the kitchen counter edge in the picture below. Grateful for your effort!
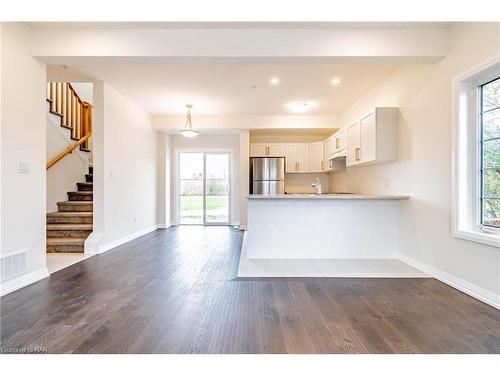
[247,194,409,200]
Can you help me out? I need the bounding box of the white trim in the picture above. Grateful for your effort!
[397,252,500,310]
[0,267,50,297]
[451,55,500,248]
[97,225,159,254]
[157,222,172,229]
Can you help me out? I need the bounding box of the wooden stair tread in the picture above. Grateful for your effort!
[58,201,93,205]
[47,224,93,230]
[47,212,93,217]
[47,237,86,245]
[69,191,93,195]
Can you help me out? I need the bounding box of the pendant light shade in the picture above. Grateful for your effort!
[179,104,199,138]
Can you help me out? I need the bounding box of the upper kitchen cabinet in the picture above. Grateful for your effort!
[324,135,335,161]
[285,143,309,173]
[250,143,286,157]
[324,136,334,171]
[333,129,347,154]
[346,107,398,167]
[309,141,324,172]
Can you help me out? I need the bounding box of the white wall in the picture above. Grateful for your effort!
[239,131,249,229]
[330,23,500,305]
[170,134,240,226]
[70,82,93,104]
[1,23,48,291]
[156,132,172,228]
[98,83,158,247]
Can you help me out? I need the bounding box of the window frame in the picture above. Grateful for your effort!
[479,77,500,231]
[452,56,500,248]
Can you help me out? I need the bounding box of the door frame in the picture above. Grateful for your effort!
[174,148,233,226]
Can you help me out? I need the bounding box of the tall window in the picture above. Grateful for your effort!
[480,77,500,229]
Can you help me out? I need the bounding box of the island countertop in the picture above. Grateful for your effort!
[247,193,409,200]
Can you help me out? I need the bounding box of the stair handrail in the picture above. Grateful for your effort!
[46,82,93,170]
[47,132,92,170]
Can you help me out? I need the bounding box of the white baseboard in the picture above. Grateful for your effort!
[157,223,172,229]
[397,252,500,310]
[98,225,160,254]
[1,267,50,297]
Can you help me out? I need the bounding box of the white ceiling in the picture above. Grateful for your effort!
[60,61,398,115]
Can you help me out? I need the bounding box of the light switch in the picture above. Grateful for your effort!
[17,160,30,174]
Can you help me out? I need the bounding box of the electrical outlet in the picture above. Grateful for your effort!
[17,160,30,174]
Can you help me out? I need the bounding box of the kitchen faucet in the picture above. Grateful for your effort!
[312,177,322,195]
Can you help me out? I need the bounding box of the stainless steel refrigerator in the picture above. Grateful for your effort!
[250,157,285,195]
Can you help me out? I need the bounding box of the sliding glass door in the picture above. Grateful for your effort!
[178,151,230,225]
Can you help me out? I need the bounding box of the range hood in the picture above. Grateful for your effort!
[328,150,347,171]
[329,149,347,160]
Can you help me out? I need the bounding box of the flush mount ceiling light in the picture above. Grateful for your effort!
[287,101,317,113]
[270,77,280,85]
[179,104,199,138]
[331,77,341,86]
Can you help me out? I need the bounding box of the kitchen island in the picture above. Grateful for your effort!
[246,193,409,259]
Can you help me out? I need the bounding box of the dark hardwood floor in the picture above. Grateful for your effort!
[1,226,499,354]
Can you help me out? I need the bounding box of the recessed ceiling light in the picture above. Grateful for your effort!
[270,77,280,85]
[331,77,341,86]
[287,101,317,113]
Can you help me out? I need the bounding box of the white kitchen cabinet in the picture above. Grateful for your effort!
[285,144,297,172]
[309,141,324,172]
[285,143,310,173]
[250,143,286,157]
[346,121,361,166]
[360,112,376,163]
[267,144,286,157]
[296,144,309,173]
[346,107,398,167]
[250,144,267,157]
[323,136,334,171]
[333,129,347,153]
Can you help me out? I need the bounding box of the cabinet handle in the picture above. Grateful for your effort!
[321,161,324,170]
[336,138,340,149]
[265,146,269,156]
[355,147,361,161]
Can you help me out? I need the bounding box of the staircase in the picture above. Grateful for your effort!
[46,165,93,253]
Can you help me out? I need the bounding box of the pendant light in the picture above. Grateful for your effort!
[179,104,199,138]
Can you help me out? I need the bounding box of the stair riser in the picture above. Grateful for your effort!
[85,174,93,183]
[57,204,93,212]
[47,216,93,224]
[68,194,93,201]
[47,245,84,253]
[77,184,93,192]
[47,230,92,238]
